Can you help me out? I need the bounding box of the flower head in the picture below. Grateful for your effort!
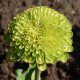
[4,6,73,71]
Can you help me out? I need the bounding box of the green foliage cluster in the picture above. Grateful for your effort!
[4,6,73,71]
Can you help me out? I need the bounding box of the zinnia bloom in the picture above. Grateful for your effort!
[4,6,73,71]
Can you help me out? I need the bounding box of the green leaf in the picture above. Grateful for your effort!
[16,65,35,80]
[16,69,25,80]
[31,71,35,80]
[25,65,35,80]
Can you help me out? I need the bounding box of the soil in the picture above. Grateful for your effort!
[0,0,80,80]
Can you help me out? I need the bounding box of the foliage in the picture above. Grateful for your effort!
[16,65,35,80]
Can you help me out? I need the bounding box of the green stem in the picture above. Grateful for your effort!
[35,66,41,80]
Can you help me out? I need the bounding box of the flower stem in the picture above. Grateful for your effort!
[35,66,41,80]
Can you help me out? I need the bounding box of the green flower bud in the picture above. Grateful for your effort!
[4,6,73,71]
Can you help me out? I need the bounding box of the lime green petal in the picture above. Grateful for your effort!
[29,62,36,67]
[37,64,46,71]
[59,53,69,62]
[45,52,57,63]
[36,52,45,64]
[23,54,35,63]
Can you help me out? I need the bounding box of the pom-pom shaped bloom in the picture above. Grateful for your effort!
[5,6,73,71]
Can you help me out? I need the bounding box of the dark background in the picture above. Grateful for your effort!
[0,0,80,80]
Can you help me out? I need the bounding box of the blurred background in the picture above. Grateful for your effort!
[0,0,80,80]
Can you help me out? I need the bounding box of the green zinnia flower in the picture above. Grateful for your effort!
[4,6,73,71]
